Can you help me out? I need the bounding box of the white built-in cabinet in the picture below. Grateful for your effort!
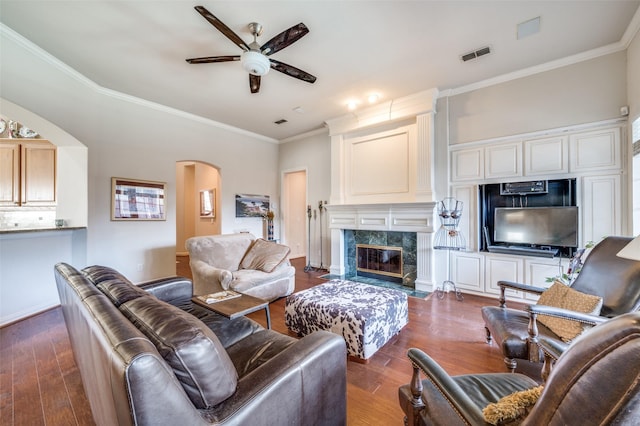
[447,122,626,302]
[450,251,567,301]
[485,142,522,179]
[524,136,569,176]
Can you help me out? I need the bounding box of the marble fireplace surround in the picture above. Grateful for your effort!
[326,202,437,293]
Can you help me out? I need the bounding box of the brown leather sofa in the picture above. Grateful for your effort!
[54,262,347,426]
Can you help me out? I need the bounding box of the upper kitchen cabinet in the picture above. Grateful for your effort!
[0,139,57,207]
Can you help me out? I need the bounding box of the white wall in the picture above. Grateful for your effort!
[629,27,640,126]
[279,130,331,268]
[0,23,281,324]
[443,52,628,145]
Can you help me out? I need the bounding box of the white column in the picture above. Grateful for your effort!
[415,112,435,202]
[329,227,345,276]
[415,231,435,292]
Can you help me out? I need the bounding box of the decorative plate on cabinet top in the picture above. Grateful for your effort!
[0,119,6,135]
[18,126,38,138]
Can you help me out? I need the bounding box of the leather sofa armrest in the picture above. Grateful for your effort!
[208,331,347,424]
[190,259,233,291]
[497,280,546,308]
[406,348,486,425]
[527,304,605,326]
[138,276,193,301]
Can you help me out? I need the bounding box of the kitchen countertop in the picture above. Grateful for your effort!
[0,226,86,234]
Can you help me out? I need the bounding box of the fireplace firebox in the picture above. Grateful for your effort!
[356,244,403,278]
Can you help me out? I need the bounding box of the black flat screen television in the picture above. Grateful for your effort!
[493,206,578,248]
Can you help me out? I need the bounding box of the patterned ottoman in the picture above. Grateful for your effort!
[285,279,409,360]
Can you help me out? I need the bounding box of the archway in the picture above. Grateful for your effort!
[176,160,221,255]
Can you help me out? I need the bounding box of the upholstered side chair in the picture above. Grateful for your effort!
[398,311,640,426]
[481,236,640,373]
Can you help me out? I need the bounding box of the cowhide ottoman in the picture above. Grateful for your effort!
[284,279,409,361]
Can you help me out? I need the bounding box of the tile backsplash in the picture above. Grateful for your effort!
[0,209,56,229]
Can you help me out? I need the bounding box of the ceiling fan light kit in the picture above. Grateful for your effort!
[241,50,270,76]
[186,5,316,93]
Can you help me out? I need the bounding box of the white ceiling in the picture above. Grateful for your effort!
[1,1,639,141]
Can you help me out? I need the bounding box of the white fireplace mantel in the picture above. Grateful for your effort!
[325,202,437,292]
[325,202,436,233]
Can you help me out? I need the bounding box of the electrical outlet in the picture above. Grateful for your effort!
[137,263,144,271]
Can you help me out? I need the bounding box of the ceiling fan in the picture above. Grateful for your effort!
[186,5,317,93]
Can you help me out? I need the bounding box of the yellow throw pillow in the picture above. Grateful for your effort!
[536,281,603,342]
[483,386,544,426]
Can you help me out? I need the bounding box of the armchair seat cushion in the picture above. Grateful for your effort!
[399,371,538,425]
[482,385,543,425]
[481,306,556,360]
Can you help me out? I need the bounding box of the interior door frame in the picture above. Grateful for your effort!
[281,167,308,259]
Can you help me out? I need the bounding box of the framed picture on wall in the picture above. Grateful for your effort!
[111,177,166,221]
[200,189,215,218]
[235,193,270,218]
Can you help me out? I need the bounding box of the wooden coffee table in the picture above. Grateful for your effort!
[192,293,271,329]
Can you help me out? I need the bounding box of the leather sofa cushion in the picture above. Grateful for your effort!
[83,265,148,306]
[120,296,238,408]
[240,238,290,273]
[537,281,603,342]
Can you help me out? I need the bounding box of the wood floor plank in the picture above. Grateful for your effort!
[0,256,529,425]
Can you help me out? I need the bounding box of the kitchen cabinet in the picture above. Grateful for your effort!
[0,139,56,207]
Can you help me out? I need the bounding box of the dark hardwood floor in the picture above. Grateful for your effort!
[0,257,527,426]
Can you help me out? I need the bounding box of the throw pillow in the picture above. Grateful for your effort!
[239,238,291,273]
[536,281,603,342]
[120,296,238,408]
[483,385,544,426]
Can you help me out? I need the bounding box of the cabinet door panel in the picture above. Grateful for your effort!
[581,174,621,243]
[0,142,20,206]
[450,252,484,292]
[485,143,521,179]
[569,128,621,172]
[484,255,523,297]
[524,136,568,175]
[523,258,565,301]
[21,141,57,206]
[451,148,483,182]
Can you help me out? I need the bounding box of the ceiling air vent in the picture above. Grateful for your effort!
[274,119,288,125]
[461,46,491,62]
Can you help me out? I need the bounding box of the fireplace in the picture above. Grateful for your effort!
[326,202,437,293]
[357,244,403,278]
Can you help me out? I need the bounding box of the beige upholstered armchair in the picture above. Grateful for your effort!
[481,236,640,375]
[186,233,295,301]
[399,311,640,426]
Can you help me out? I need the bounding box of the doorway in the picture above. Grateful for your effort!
[282,169,307,259]
[176,161,221,255]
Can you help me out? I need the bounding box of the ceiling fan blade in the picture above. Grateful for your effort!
[186,55,240,64]
[250,74,261,93]
[260,23,309,56]
[194,6,249,51]
[270,59,317,84]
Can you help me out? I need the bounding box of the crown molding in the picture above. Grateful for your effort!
[441,5,640,99]
[0,23,278,144]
